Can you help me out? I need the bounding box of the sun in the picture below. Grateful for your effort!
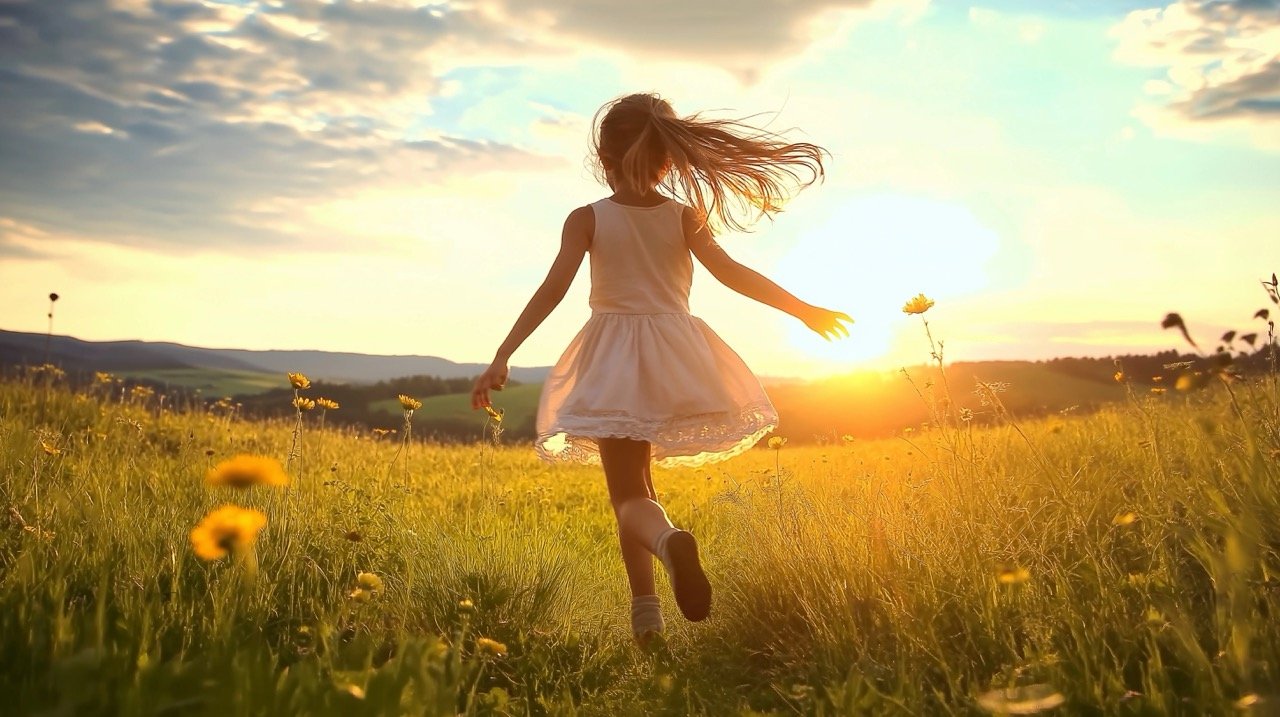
[774,193,1002,368]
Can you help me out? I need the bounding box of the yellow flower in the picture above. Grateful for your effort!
[287,372,311,390]
[348,588,372,603]
[206,454,290,489]
[190,505,268,561]
[484,405,504,423]
[39,440,61,456]
[398,394,422,411]
[458,598,475,614]
[997,566,1031,584]
[315,397,339,410]
[841,434,855,444]
[1113,371,1125,383]
[356,572,384,595]
[901,293,935,315]
[1151,375,1164,383]
[1234,694,1260,710]
[1175,371,1208,392]
[1113,512,1138,527]
[1150,387,1166,395]
[475,637,507,657]
[94,371,114,384]
[768,436,787,450]
[293,396,316,411]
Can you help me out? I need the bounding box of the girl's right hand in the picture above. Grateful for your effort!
[471,361,509,410]
[800,305,853,341]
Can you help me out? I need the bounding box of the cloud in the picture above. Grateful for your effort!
[1112,0,1280,145]
[0,0,550,255]
[478,0,903,74]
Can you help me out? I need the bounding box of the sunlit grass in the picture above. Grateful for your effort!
[1,351,1278,714]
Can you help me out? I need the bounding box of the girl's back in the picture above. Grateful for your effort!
[588,198,692,316]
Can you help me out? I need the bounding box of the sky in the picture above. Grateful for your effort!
[0,0,1277,378]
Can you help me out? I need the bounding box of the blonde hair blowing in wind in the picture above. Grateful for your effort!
[591,93,827,234]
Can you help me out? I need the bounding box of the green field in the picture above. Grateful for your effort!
[2,370,1278,715]
[369,382,544,429]
[119,368,284,398]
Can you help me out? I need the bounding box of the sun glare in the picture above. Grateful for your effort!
[776,194,1001,368]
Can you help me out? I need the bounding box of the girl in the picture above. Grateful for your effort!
[471,93,851,644]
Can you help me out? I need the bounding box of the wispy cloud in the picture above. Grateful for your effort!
[1112,0,1280,147]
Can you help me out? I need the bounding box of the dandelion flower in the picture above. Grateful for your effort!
[1113,512,1138,527]
[997,566,1031,584]
[316,397,339,410]
[768,436,787,450]
[94,371,114,384]
[287,372,311,390]
[1234,694,1260,710]
[475,637,507,657]
[293,396,316,411]
[1175,371,1208,392]
[398,394,422,411]
[458,598,475,614]
[484,405,504,423]
[1113,371,1126,383]
[902,293,935,315]
[190,505,268,561]
[356,572,384,595]
[206,454,290,489]
[349,588,372,603]
[841,434,855,444]
[1150,387,1166,395]
[976,684,1065,714]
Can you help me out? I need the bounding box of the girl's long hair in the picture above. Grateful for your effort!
[591,93,827,234]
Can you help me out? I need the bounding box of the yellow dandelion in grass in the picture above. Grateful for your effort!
[287,372,311,390]
[475,637,507,658]
[206,454,289,489]
[356,572,385,595]
[1152,375,1164,383]
[901,293,935,315]
[315,397,339,410]
[93,371,114,384]
[349,588,372,603]
[997,566,1031,584]
[190,505,267,561]
[293,396,316,411]
[1113,512,1138,527]
[1150,387,1166,395]
[40,440,60,456]
[458,598,475,614]
[398,394,422,411]
[1113,371,1126,383]
[1234,694,1260,710]
[1175,371,1209,392]
[768,436,787,450]
[484,405,504,423]
[977,684,1065,714]
[841,434,855,444]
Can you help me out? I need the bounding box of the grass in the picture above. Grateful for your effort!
[1,364,1278,715]
[117,368,284,397]
[369,382,544,428]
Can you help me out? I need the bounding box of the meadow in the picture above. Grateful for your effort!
[1,354,1278,715]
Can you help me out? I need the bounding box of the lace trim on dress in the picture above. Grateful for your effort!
[534,401,778,468]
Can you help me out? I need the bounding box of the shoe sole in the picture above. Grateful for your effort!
[666,531,711,621]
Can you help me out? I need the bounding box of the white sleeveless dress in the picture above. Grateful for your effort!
[535,197,778,467]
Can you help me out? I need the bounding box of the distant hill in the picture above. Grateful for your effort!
[0,329,551,388]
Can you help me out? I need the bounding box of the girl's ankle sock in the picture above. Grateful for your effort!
[631,594,664,638]
[653,526,680,561]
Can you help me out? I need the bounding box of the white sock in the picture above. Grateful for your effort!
[653,527,680,562]
[631,594,664,637]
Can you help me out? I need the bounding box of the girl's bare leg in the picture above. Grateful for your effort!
[599,437,711,622]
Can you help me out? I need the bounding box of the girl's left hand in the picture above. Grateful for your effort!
[800,305,853,341]
[471,361,509,410]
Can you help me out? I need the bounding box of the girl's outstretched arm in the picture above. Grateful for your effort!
[683,207,852,340]
[471,207,592,410]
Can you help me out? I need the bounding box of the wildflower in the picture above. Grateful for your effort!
[959,407,974,422]
[94,371,113,384]
[349,588,372,603]
[287,372,311,390]
[1113,371,1125,383]
[206,454,289,489]
[841,434,855,444]
[475,637,507,658]
[1113,512,1138,527]
[1151,375,1163,383]
[40,440,60,456]
[398,394,422,411]
[1234,694,1260,710]
[190,505,268,561]
[484,405,504,423]
[768,436,787,450]
[1150,387,1166,395]
[356,572,384,595]
[372,428,392,438]
[976,684,1064,714]
[293,396,316,411]
[315,397,339,410]
[997,566,1031,584]
[458,598,475,614]
[1175,371,1209,392]
[901,293,935,315]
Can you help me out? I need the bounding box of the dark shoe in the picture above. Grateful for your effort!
[662,530,711,621]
